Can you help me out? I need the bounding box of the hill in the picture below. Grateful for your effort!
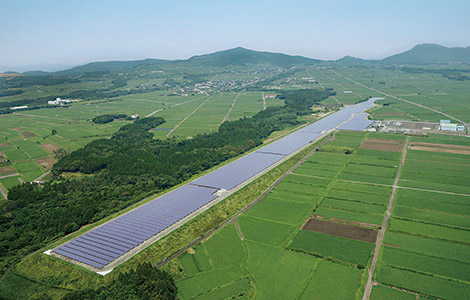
[335,55,373,64]
[53,58,170,76]
[186,47,319,67]
[382,44,470,64]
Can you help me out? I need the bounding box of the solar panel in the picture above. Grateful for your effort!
[52,100,379,270]
[191,152,285,190]
[256,131,322,156]
[337,113,374,131]
[53,184,217,269]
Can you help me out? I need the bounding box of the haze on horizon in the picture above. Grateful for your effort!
[1,0,469,72]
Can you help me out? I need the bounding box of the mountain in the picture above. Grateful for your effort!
[335,55,372,64]
[186,47,319,67]
[53,58,170,76]
[382,44,470,64]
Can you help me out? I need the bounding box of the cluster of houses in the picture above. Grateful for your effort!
[47,97,80,105]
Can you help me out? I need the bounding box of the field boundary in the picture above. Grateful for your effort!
[362,136,409,300]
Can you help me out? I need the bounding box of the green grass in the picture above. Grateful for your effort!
[321,198,386,215]
[294,166,340,178]
[314,207,384,225]
[244,196,313,226]
[274,181,327,196]
[12,160,44,181]
[395,191,470,216]
[326,188,391,205]
[380,246,470,282]
[370,284,415,300]
[393,206,470,228]
[383,231,470,263]
[176,265,247,299]
[289,230,375,266]
[238,215,297,246]
[244,241,318,299]
[268,189,319,204]
[299,260,364,300]
[0,269,69,300]
[283,173,331,187]
[0,176,22,190]
[388,218,470,244]
[375,265,470,300]
[2,149,29,162]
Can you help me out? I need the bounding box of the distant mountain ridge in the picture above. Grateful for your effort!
[187,47,320,67]
[4,43,470,75]
[382,44,470,64]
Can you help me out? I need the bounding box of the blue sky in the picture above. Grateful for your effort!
[1,0,469,69]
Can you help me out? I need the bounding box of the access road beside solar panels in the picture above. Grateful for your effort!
[48,98,379,274]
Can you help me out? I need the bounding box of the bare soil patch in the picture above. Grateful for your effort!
[10,127,26,131]
[374,113,404,116]
[0,166,16,176]
[21,131,37,138]
[408,145,470,155]
[360,141,403,152]
[0,143,11,148]
[365,138,403,145]
[40,143,61,154]
[302,218,378,243]
[36,158,57,170]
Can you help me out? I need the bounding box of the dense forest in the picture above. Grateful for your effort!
[0,89,331,275]
[61,263,177,300]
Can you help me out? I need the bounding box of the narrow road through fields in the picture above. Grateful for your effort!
[145,95,208,118]
[330,70,469,130]
[262,92,266,110]
[221,93,240,124]
[362,136,409,300]
[166,96,211,137]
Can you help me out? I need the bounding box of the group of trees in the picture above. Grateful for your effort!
[62,263,177,300]
[92,114,128,124]
[0,89,331,286]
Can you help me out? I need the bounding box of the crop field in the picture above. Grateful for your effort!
[374,134,470,300]
[0,90,281,193]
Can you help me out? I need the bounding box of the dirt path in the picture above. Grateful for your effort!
[145,95,207,118]
[331,70,469,131]
[262,92,266,110]
[362,136,409,300]
[0,173,19,179]
[32,170,51,182]
[166,96,211,137]
[221,93,240,124]
[233,220,244,241]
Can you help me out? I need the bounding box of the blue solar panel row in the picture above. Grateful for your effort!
[192,152,285,190]
[53,99,379,270]
[53,185,217,269]
[337,112,374,131]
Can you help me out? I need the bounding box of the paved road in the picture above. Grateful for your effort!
[331,70,469,131]
[362,137,409,300]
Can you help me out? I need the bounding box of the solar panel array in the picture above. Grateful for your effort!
[54,185,217,269]
[337,112,374,131]
[53,99,378,270]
